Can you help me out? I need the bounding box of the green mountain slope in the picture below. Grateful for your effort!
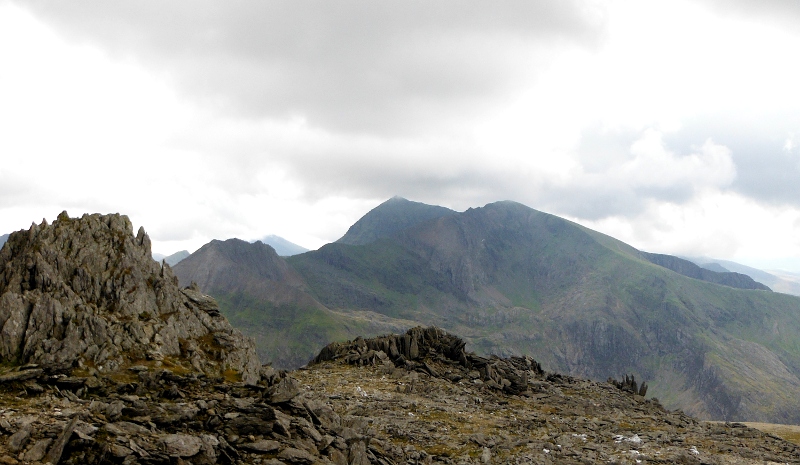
[177,199,800,423]
[289,201,800,423]
[172,238,418,367]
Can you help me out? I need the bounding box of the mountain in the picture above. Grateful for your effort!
[173,239,417,367]
[176,199,800,424]
[641,252,771,291]
[336,196,456,245]
[686,256,800,296]
[4,212,797,465]
[258,234,309,256]
[153,249,191,266]
[0,233,8,249]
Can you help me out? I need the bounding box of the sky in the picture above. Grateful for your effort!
[2,0,800,272]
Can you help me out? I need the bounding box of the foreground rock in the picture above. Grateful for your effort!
[0,327,798,464]
[0,212,259,382]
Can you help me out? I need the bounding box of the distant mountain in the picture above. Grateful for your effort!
[259,234,309,256]
[336,196,456,245]
[685,256,800,297]
[0,233,8,249]
[152,250,190,266]
[179,198,800,424]
[641,252,771,291]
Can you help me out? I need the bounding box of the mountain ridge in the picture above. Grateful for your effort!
[258,234,309,256]
[175,198,800,423]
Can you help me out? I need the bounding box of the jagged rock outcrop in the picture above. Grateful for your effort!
[313,326,543,396]
[0,211,259,383]
[1,323,799,464]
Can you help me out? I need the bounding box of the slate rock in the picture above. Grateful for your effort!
[163,433,203,457]
[277,447,316,463]
[240,439,281,453]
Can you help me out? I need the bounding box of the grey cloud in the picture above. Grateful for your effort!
[663,116,800,208]
[18,0,607,135]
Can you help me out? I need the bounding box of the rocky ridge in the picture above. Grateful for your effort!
[2,326,799,464]
[0,212,259,382]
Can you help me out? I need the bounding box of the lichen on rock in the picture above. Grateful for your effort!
[0,211,259,383]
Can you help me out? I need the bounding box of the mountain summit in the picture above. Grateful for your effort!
[336,196,455,245]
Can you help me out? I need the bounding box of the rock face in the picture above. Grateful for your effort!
[0,211,259,383]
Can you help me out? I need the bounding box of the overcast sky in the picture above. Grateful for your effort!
[2,0,800,271]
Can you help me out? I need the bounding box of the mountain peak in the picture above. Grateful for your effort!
[336,197,456,245]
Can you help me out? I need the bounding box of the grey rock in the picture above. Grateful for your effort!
[162,433,203,457]
[277,447,316,464]
[269,376,300,403]
[349,440,370,465]
[240,439,281,453]
[0,212,260,382]
[23,438,52,462]
[6,427,31,453]
[44,416,78,465]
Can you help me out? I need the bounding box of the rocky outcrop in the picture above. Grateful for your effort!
[313,326,543,396]
[0,212,259,383]
[2,325,798,464]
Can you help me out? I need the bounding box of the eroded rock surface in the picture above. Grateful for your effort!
[0,212,259,382]
[0,328,799,464]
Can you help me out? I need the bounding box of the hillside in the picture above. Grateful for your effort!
[0,233,8,249]
[176,199,800,424]
[173,239,417,367]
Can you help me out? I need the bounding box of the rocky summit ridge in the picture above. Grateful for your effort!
[1,213,799,464]
[0,212,260,382]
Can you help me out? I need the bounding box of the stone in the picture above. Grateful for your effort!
[44,417,78,465]
[481,446,492,463]
[269,376,300,403]
[6,427,31,453]
[349,440,370,465]
[163,433,203,457]
[240,439,281,453]
[277,447,316,464]
[22,438,52,462]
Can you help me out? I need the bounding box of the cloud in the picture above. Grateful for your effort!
[534,128,736,219]
[16,0,607,135]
